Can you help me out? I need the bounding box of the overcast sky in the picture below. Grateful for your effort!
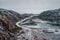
[0,0,60,14]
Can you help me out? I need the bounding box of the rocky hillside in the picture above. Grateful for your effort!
[38,9,60,24]
[0,8,33,40]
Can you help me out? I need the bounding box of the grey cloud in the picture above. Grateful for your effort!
[0,0,60,14]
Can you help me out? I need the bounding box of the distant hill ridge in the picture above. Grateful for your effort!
[38,8,60,23]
